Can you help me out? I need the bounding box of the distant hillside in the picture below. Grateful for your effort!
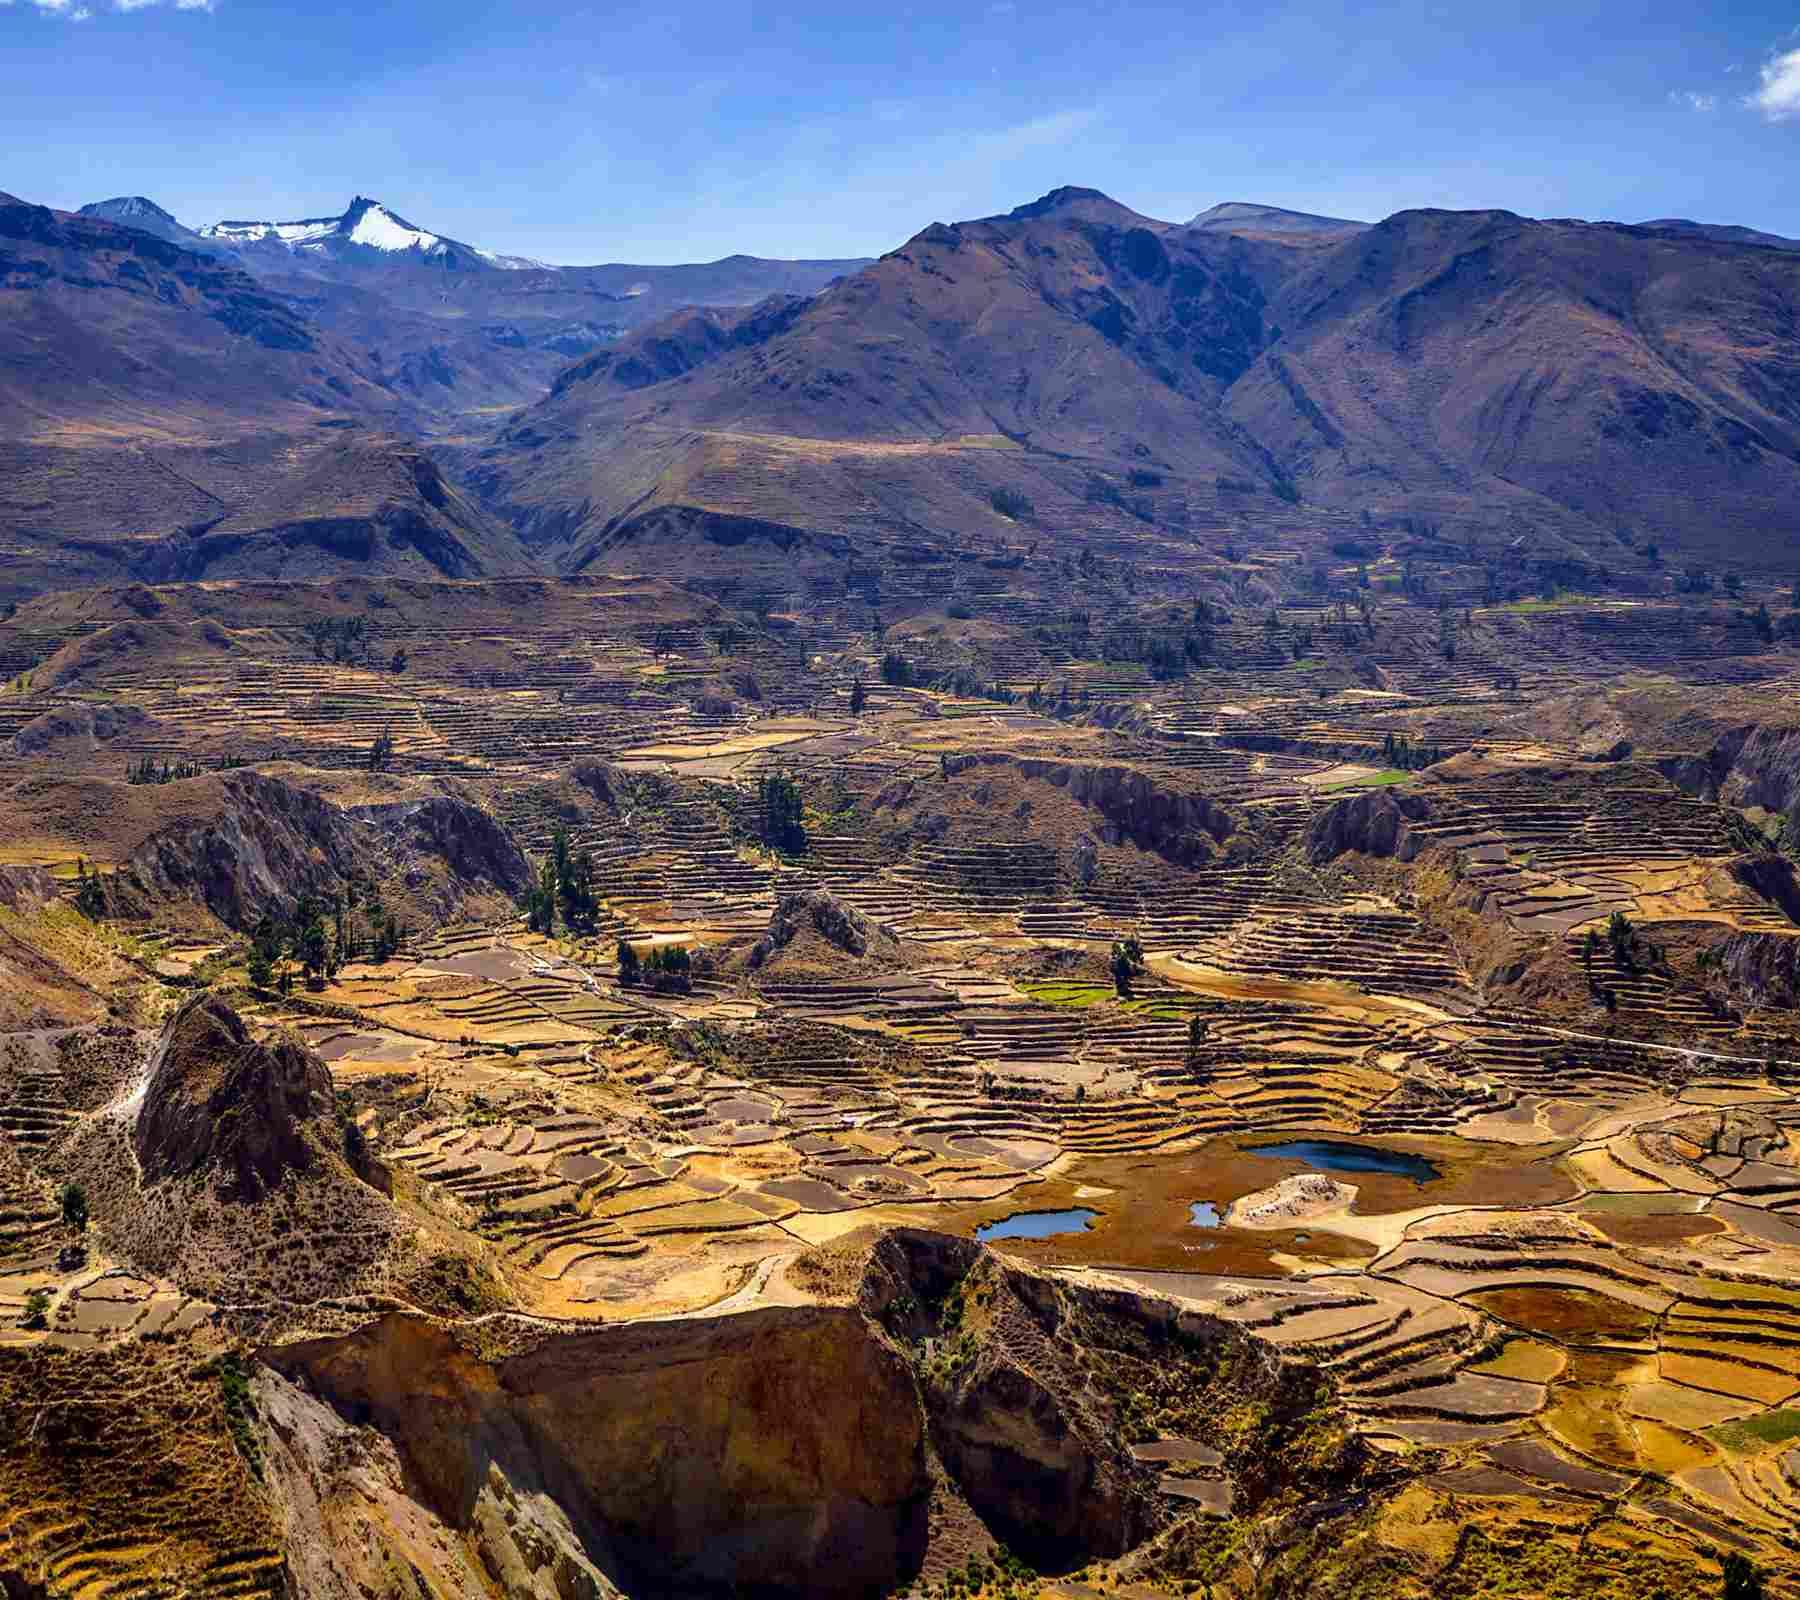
[1185,201,1367,238]
[1228,208,1800,563]
[84,193,872,428]
[467,189,1800,580]
[0,194,525,594]
[1637,218,1800,252]
[467,186,1318,575]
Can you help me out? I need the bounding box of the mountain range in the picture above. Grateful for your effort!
[5,181,1800,599]
[77,193,871,425]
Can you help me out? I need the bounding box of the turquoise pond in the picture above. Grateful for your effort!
[1246,1139,1439,1184]
[976,1208,1098,1242]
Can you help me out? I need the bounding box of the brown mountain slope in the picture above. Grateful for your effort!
[1228,208,1800,564]
[465,187,1318,572]
[0,194,529,594]
[0,191,393,439]
[467,190,1800,582]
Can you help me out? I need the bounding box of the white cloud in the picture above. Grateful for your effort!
[1,0,218,14]
[1748,46,1800,121]
[1669,89,1718,112]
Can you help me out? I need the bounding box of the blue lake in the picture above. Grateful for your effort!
[1246,1139,1439,1185]
[1189,1201,1222,1228]
[976,1208,1098,1242]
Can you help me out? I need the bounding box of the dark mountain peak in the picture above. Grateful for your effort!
[997,186,1146,226]
[80,196,180,226]
[76,195,219,250]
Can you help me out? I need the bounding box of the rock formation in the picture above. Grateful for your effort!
[133,994,334,1197]
[1307,786,1435,863]
[750,887,897,969]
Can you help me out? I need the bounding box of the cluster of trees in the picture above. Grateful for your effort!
[990,487,1034,522]
[126,753,246,785]
[305,615,378,665]
[305,615,406,673]
[366,725,395,772]
[246,885,403,992]
[617,939,692,994]
[1380,733,1445,771]
[879,652,917,687]
[526,825,600,936]
[758,773,806,855]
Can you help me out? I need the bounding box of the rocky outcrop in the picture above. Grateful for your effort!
[257,1369,622,1600]
[133,995,334,1197]
[265,1304,928,1599]
[112,769,530,929]
[9,702,147,757]
[1728,854,1800,925]
[750,887,896,969]
[1307,786,1434,863]
[939,754,1235,865]
[859,1230,1362,1571]
[1711,930,1800,1013]
[1661,724,1800,821]
[0,865,57,912]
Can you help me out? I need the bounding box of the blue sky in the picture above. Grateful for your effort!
[3,0,1798,263]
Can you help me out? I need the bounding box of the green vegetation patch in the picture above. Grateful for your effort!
[1324,769,1411,793]
[1709,1406,1800,1454]
[1020,981,1112,1007]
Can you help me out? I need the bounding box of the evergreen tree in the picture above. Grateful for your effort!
[297,917,330,985]
[367,724,395,772]
[759,773,807,855]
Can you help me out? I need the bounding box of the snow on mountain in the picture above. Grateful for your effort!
[345,202,439,253]
[197,197,487,261]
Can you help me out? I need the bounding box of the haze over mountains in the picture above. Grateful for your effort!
[5,179,1800,601]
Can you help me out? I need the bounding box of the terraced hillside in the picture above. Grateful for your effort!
[3,563,1800,1597]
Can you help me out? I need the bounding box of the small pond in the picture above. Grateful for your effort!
[977,1208,1099,1242]
[1189,1201,1222,1228]
[1246,1139,1440,1185]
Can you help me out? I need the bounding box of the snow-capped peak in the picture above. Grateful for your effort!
[200,197,443,257]
[193,196,554,270]
[343,198,440,253]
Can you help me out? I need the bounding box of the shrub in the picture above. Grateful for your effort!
[22,1289,50,1328]
[59,1183,87,1232]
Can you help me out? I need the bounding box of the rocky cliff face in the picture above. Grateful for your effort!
[265,1304,929,1598]
[112,769,530,929]
[1307,787,1435,863]
[939,754,1237,865]
[1661,724,1800,824]
[859,1230,1363,1571]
